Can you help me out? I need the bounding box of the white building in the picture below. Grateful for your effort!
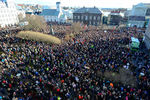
[128,3,150,28]
[0,0,19,27]
[40,2,67,23]
[62,9,73,19]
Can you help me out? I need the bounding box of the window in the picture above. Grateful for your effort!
[78,16,80,19]
[81,16,83,20]
[85,16,88,20]
[94,16,96,20]
[98,16,100,20]
[89,21,91,25]
[90,16,92,20]
[93,21,95,25]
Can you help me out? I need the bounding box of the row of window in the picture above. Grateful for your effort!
[0,17,18,25]
[74,15,101,20]
[0,18,18,21]
[44,16,57,19]
[0,9,17,12]
[0,14,17,17]
[45,18,58,22]
[0,2,19,27]
[74,20,100,25]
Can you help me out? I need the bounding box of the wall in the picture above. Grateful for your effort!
[0,0,19,27]
[131,4,147,16]
[144,20,150,49]
[73,13,101,26]
[128,20,145,28]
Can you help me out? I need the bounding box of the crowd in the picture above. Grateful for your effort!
[0,26,150,100]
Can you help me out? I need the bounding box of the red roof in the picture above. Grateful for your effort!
[18,4,23,6]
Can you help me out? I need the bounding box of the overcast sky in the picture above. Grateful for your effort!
[15,0,150,8]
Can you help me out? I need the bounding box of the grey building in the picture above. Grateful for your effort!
[73,7,102,26]
[144,20,150,49]
[107,11,122,25]
[146,8,150,27]
[127,16,146,28]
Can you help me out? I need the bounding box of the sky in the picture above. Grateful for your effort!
[15,0,150,8]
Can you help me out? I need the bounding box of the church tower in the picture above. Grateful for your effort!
[56,2,62,12]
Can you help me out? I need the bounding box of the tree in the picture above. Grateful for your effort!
[18,13,24,22]
[23,14,50,33]
[71,22,81,34]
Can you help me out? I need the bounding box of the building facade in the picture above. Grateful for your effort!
[144,20,150,49]
[40,2,67,23]
[0,0,19,28]
[62,9,73,20]
[145,8,150,27]
[107,11,122,25]
[128,16,146,27]
[128,3,150,28]
[73,7,102,26]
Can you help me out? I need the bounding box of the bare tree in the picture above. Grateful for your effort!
[18,13,24,22]
[23,15,50,33]
[71,22,81,34]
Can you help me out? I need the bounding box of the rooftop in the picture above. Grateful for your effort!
[40,9,59,16]
[73,7,102,14]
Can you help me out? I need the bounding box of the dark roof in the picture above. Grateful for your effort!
[129,16,145,21]
[40,9,59,16]
[73,7,102,14]
[146,8,150,16]
[56,2,60,4]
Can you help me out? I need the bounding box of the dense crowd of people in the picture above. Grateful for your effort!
[0,26,150,100]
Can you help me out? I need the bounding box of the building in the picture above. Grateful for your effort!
[62,9,73,20]
[107,11,122,25]
[17,4,42,15]
[128,16,146,27]
[145,8,150,27]
[128,3,150,28]
[0,0,19,27]
[40,2,67,23]
[73,7,102,26]
[144,20,150,49]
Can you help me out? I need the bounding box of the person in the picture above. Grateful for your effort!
[0,26,149,100]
